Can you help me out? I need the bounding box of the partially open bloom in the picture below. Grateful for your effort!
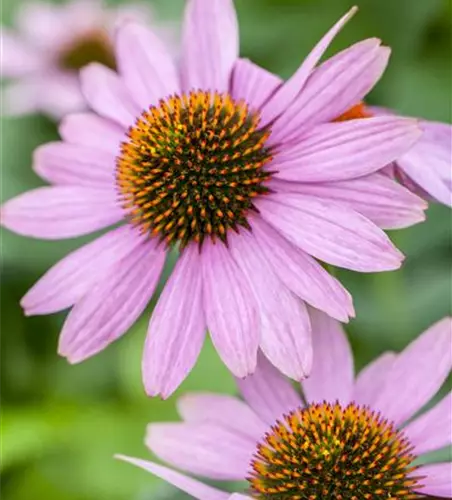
[118,313,452,499]
[1,0,171,118]
[2,1,425,396]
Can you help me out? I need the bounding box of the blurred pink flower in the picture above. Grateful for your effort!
[2,1,425,397]
[1,0,172,118]
[118,314,452,499]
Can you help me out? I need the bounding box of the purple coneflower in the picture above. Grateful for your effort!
[118,313,452,499]
[1,0,171,118]
[2,0,425,396]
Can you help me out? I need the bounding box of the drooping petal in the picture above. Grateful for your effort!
[272,174,427,230]
[371,317,452,425]
[228,229,312,380]
[259,7,358,127]
[236,352,301,426]
[58,239,165,363]
[302,308,354,405]
[415,463,452,498]
[181,0,239,92]
[0,28,42,77]
[143,245,206,399]
[21,226,142,315]
[256,193,404,272]
[251,217,353,321]
[59,113,124,154]
[80,63,140,127]
[1,186,123,239]
[33,142,116,188]
[273,117,421,183]
[404,393,452,456]
[201,242,259,378]
[271,40,390,144]
[116,455,229,500]
[115,22,180,110]
[146,422,253,480]
[177,392,267,439]
[231,59,282,111]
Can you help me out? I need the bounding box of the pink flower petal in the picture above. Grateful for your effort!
[236,352,301,426]
[58,239,165,363]
[415,463,452,498]
[1,186,123,239]
[143,245,206,399]
[404,393,452,456]
[146,422,253,480]
[228,229,312,380]
[115,22,180,110]
[259,7,357,127]
[272,173,427,230]
[59,113,124,154]
[271,40,389,145]
[251,216,353,321]
[302,308,354,405]
[231,58,282,111]
[33,142,116,188]
[274,117,421,182]
[371,317,452,425]
[181,0,238,92]
[256,193,404,272]
[201,242,259,378]
[116,455,229,500]
[21,226,143,316]
[0,28,42,77]
[80,63,140,127]
[177,392,267,439]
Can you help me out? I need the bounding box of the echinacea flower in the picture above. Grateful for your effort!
[2,1,426,397]
[117,313,452,499]
[336,103,452,207]
[1,0,171,118]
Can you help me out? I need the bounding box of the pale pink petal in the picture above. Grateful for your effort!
[177,392,267,439]
[229,496,251,500]
[397,121,452,207]
[146,422,253,480]
[271,41,390,145]
[58,240,165,363]
[181,0,238,92]
[201,242,259,378]
[21,226,142,315]
[353,352,397,407]
[228,229,312,380]
[259,7,357,127]
[415,463,452,498]
[143,245,206,399]
[1,186,123,239]
[272,174,427,230]
[231,59,282,111]
[59,113,124,154]
[256,193,404,272]
[251,217,353,322]
[237,352,301,425]
[371,317,452,425]
[2,80,40,116]
[0,29,42,77]
[80,63,140,127]
[274,117,421,182]
[404,393,452,456]
[33,142,116,188]
[115,22,180,110]
[116,455,229,500]
[302,308,354,405]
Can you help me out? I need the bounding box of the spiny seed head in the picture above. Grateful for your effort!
[116,90,274,248]
[249,402,423,500]
[58,30,116,71]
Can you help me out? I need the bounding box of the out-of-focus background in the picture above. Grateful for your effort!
[1,0,451,499]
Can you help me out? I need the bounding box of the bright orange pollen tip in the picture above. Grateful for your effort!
[335,102,373,122]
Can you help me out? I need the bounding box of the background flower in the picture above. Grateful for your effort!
[1,0,451,499]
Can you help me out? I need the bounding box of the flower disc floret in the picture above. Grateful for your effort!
[116,90,274,248]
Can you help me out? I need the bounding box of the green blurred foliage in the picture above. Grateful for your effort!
[1,0,451,499]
